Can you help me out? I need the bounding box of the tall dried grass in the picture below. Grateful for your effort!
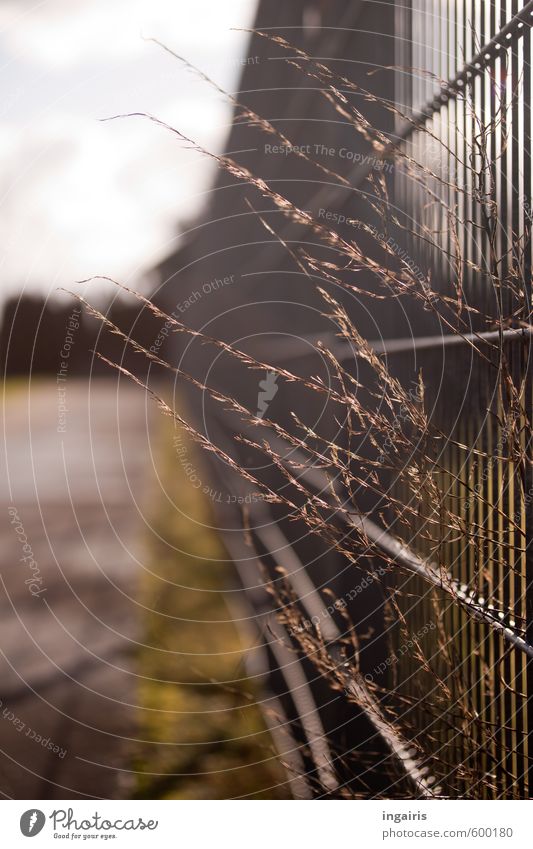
[70,38,532,799]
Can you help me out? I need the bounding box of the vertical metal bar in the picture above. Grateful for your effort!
[523,4,532,802]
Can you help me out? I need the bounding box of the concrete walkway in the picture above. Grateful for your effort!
[0,378,154,799]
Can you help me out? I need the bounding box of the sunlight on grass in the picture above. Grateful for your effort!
[132,412,290,799]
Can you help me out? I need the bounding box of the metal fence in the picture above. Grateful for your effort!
[157,0,533,797]
[392,0,532,798]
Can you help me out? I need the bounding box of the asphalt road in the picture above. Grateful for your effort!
[0,378,155,799]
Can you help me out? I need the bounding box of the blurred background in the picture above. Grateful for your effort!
[0,0,256,297]
[0,0,299,802]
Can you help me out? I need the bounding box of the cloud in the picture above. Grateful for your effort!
[0,0,258,291]
[0,0,255,70]
[0,115,222,288]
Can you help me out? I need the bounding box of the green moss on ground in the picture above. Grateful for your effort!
[132,416,290,799]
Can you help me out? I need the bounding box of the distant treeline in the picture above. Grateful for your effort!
[0,294,168,378]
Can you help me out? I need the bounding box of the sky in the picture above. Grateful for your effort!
[0,0,258,298]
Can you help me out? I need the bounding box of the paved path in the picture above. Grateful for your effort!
[0,378,155,799]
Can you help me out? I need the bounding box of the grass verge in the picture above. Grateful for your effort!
[131,413,290,799]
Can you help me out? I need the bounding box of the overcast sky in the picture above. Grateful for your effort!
[0,0,258,298]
